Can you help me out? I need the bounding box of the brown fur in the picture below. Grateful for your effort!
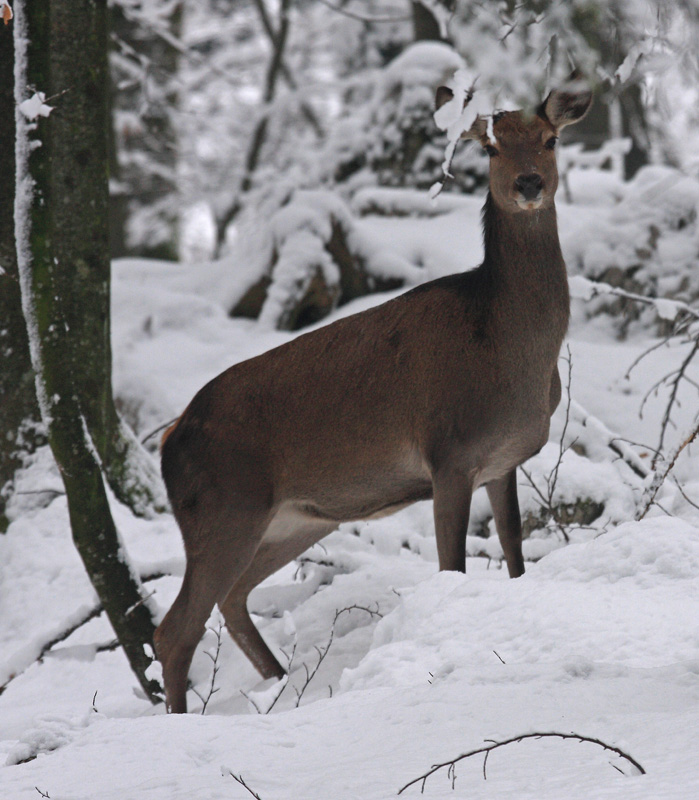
[154,83,592,712]
[159,419,180,451]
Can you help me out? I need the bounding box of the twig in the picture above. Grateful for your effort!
[191,618,224,714]
[35,789,50,799]
[224,770,263,799]
[519,349,576,542]
[624,318,693,379]
[549,347,574,499]
[294,604,382,708]
[240,640,295,715]
[141,417,178,445]
[637,419,699,520]
[398,731,646,794]
[653,338,699,462]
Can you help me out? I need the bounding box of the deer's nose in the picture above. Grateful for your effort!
[514,173,543,200]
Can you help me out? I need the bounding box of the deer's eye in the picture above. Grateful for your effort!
[484,144,499,158]
[545,136,558,150]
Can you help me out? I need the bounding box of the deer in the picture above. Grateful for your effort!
[154,79,592,713]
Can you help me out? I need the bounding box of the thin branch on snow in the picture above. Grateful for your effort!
[223,769,264,799]
[398,731,646,794]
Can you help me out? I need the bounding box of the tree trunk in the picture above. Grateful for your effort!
[109,2,182,261]
[411,1,445,42]
[13,0,161,701]
[0,10,43,532]
[43,1,167,517]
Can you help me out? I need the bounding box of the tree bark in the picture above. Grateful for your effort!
[41,1,167,517]
[411,1,445,42]
[14,0,161,701]
[0,12,43,532]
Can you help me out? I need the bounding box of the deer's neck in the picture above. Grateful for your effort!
[481,192,565,282]
[480,192,570,340]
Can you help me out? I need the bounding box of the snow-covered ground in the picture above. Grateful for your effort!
[2,174,699,799]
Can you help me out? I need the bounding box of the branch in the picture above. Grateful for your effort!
[569,275,699,323]
[637,419,699,520]
[568,399,650,480]
[315,0,412,23]
[294,604,382,707]
[250,0,323,139]
[191,617,224,714]
[214,0,292,252]
[141,416,178,445]
[223,769,264,799]
[0,571,167,696]
[654,337,699,462]
[398,731,646,794]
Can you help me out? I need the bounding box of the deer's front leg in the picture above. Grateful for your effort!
[432,464,474,572]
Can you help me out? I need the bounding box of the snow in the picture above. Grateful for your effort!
[17,92,53,120]
[3,174,699,798]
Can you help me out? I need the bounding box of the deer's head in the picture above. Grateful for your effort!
[436,83,592,213]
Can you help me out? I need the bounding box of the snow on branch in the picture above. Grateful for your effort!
[569,275,699,324]
[430,71,485,199]
[615,38,654,84]
[18,92,54,120]
[637,418,699,520]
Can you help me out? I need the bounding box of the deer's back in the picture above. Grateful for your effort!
[163,270,564,513]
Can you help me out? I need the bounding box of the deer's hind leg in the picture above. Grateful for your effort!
[219,509,338,680]
[486,469,525,578]
[154,498,271,713]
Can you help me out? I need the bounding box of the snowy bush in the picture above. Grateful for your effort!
[327,42,489,196]
[566,165,699,331]
[231,190,419,330]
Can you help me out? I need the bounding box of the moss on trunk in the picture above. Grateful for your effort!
[15,0,161,701]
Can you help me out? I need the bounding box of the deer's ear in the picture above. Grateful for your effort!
[435,85,454,110]
[540,85,592,131]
